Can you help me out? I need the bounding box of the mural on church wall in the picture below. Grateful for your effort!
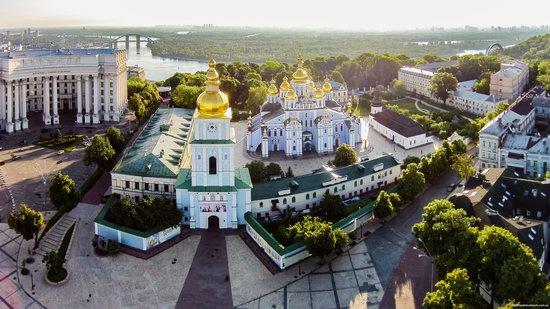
[200,202,227,212]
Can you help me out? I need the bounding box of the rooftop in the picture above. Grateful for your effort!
[251,155,400,201]
[372,109,429,137]
[112,108,194,178]
[0,48,119,59]
[417,60,458,72]
[175,167,252,191]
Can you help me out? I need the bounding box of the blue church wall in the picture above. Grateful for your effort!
[97,225,119,242]
[177,189,190,224]
[119,232,144,249]
[236,190,249,224]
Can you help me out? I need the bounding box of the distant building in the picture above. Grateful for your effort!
[479,87,550,177]
[0,48,128,133]
[128,65,145,80]
[490,61,529,102]
[247,55,365,158]
[368,88,433,150]
[450,168,549,273]
[398,61,511,116]
[448,80,505,116]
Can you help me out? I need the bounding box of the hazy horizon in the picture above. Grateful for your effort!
[2,0,550,31]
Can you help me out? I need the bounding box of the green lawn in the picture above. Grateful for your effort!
[384,98,437,116]
[34,135,84,152]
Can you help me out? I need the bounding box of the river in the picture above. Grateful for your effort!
[125,44,208,81]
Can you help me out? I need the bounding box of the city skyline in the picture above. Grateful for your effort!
[2,0,550,31]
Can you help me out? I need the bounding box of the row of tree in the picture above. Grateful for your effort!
[414,199,550,307]
[244,160,293,183]
[109,195,182,232]
[83,126,126,170]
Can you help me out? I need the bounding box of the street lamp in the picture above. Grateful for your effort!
[416,238,434,292]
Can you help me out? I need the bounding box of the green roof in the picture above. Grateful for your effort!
[251,155,399,200]
[174,167,252,191]
[189,139,236,144]
[112,108,194,178]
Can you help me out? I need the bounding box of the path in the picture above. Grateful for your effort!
[176,229,233,309]
[409,97,475,123]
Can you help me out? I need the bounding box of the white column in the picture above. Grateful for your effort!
[43,77,51,125]
[52,76,59,125]
[92,75,99,124]
[21,81,28,130]
[6,80,13,133]
[104,73,110,121]
[14,80,20,131]
[0,79,5,131]
[76,75,83,124]
[84,76,91,124]
[112,74,119,121]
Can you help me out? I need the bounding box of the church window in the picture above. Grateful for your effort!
[184,207,188,211]
[268,130,271,137]
[283,198,287,204]
[306,193,310,200]
[260,202,263,207]
[324,129,327,134]
[154,184,159,191]
[280,129,283,136]
[209,156,217,174]
[313,192,316,198]
[211,194,215,201]
[164,184,169,192]
[354,181,357,187]
[274,130,277,137]
[341,185,345,190]
[144,183,149,191]
[134,182,139,190]
[198,154,201,160]
[125,181,130,189]
[340,124,343,131]
[292,197,296,203]
[334,187,337,193]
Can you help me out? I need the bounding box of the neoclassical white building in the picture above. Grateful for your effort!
[0,49,128,132]
[247,55,366,158]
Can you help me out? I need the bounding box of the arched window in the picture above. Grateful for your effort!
[306,194,310,200]
[283,198,287,204]
[313,192,317,198]
[209,156,217,174]
[292,197,296,203]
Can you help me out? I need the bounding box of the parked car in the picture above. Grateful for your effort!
[57,150,64,155]
[19,140,28,146]
[11,155,20,161]
[447,183,457,192]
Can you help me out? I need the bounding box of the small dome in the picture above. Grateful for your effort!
[280,76,290,92]
[309,79,315,89]
[313,83,325,99]
[291,54,309,84]
[267,79,278,96]
[322,77,332,93]
[196,59,229,118]
[285,87,298,100]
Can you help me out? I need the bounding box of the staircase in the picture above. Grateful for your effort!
[37,214,78,256]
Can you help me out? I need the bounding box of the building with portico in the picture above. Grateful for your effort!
[0,48,128,133]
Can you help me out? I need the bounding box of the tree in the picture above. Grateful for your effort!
[477,226,545,305]
[319,190,344,222]
[42,251,65,275]
[105,126,125,153]
[245,85,267,115]
[423,268,483,309]
[388,193,402,210]
[245,160,266,183]
[403,156,420,167]
[451,154,475,179]
[373,191,393,221]
[54,129,63,142]
[171,85,203,109]
[330,70,346,85]
[427,72,458,105]
[398,163,425,200]
[128,93,146,123]
[474,76,490,95]
[333,144,358,167]
[286,166,294,178]
[265,162,283,179]
[288,216,349,263]
[546,170,550,179]
[391,79,406,98]
[8,204,44,248]
[49,172,77,210]
[84,135,116,169]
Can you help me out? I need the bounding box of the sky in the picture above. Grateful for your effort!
[1,0,550,31]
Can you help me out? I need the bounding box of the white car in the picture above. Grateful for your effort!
[57,150,65,155]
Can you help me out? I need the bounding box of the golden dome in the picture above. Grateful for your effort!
[196,59,230,118]
[313,82,325,99]
[267,79,278,96]
[280,76,290,92]
[291,54,309,84]
[322,77,332,93]
[285,87,298,100]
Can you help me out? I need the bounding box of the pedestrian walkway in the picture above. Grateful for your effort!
[0,223,45,309]
[176,229,233,309]
[36,214,77,256]
[235,242,383,309]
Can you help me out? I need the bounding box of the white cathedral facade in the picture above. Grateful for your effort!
[246,55,367,158]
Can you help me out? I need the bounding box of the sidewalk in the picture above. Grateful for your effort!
[379,244,435,308]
